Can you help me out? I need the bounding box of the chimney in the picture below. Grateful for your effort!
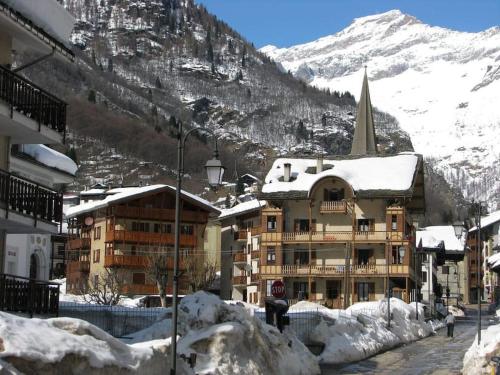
[317,158,323,173]
[284,163,291,182]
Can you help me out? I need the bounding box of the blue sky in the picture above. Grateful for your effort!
[196,0,500,48]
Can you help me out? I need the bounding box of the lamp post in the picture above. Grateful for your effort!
[170,122,225,375]
[473,202,484,345]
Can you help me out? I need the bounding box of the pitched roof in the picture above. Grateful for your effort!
[417,226,467,253]
[261,153,422,200]
[469,210,500,232]
[351,70,377,155]
[66,185,219,218]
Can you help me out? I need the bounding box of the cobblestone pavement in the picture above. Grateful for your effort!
[320,316,497,375]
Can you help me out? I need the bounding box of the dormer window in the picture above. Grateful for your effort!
[324,188,344,201]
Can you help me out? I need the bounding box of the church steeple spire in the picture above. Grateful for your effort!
[350,68,377,155]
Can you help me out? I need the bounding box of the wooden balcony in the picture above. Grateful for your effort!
[104,254,185,269]
[233,276,247,286]
[122,284,159,295]
[250,274,259,283]
[251,250,260,259]
[66,260,90,274]
[260,264,413,278]
[67,238,90,251]
[320,200,347,214]
[106,230,197,246]
[0,65,67,135]
[235,229,247,241]
[0,168,63,225]
[111,205,208,223]
[262,231,388,244]
[233,252,247,263]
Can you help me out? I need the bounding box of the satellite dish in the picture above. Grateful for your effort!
[84,217,94,226]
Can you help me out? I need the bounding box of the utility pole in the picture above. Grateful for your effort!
[476,202,482,345]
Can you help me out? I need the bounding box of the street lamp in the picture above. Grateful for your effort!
[452,221,464,240]
[170,122,225,375]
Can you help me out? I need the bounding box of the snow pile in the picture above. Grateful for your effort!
[0,312,188,374]
[176,292,320,375]
[125,310,172,344]
[306,298,437,364]
[447,305,466,317]
[463,324,500,374]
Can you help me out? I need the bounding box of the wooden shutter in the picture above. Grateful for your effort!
[324,189,329,201]
[339,188,345,200]
[354,282,358,301]
[311,281,316,294]
[368,249,375,265]
[312,219,317,231]
[294,219,300,232]
[397,214,404,232]
[369,219,375,232]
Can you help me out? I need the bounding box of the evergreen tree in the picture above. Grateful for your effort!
[207,41,214,62]
[225,194,231,209]
[169,60,174,73]
[211,62,216,75]
[246,88,251,99]
[241,45,247,67]
[66,147,78,164]
[155,76,162,89]
[321,113,327,127]
[107,58,113,72]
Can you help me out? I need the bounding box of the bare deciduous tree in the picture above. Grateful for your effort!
[146,251,169,307]
[81,269,125,305]
[184,257,217,293]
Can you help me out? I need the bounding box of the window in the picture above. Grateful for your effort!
[357,249,372,265]
[267,247,276,263]
[266,280,276,296]
[133,273,146,284]
[294,219,309,232]
[93,249,100,263]
[267,216,277,231]
[94,226,101,240]
[357,282,370,302]
[131,245,137,255]
[392,246,404,264]
[132,222,150,232]
[294,250,308,265]
[357,219,373,232]
[293,282,308,299]
[181,225,193,235]
[154,223,172,233]
[105,243,113,256]
[326,280,341,299]
[422,271,427,281]
[323,188,344,201]
[391,215,398,231]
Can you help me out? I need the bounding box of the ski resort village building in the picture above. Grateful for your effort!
[255,71,426,307]
[65,185,219,295]
[0,0,76,313]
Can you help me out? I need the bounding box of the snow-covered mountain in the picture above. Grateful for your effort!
[261,10,500,209]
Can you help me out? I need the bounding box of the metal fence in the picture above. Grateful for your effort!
[59,302,168,338]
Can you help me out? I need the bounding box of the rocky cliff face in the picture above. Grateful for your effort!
[261,9,500,210]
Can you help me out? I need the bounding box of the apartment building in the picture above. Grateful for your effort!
[471,210,500,303]
[218,199,264,303]
[257,71,426,308]
[0,1,76,275]
[65,185,219,296]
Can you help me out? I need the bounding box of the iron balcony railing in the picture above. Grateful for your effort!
[0,273,60,317]
[0,168,63,225]
[0,65,67,135]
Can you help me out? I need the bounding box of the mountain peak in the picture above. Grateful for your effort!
[351,9,422,29]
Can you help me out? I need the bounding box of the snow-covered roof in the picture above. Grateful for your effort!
[3,0,75,48]
[261,153,421,199]
[67,185,219,218]
[218,199,266,220]
[240,173,261,182]
[20,145,78,176]
[487,252,500,271]
[418,226,467,253]
[416,230,443,250]
[469,210,500,232]
[80,189,106,196]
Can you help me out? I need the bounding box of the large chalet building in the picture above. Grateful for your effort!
[255,71,426,308]
[65,185,219,295]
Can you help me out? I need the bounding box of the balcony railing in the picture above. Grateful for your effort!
[251,250,260,259]
[263,231,388,243]
[67,237,91,251]
[0,168,63,225]
[66,260,90,274]
[233,252,247,263]
[320,200,348,214]
[106,230,197,246]
[111,205,208,223]
[122,284,160,295]
[260,264,412,277]
[0,65,66,134]
[0,273,60,316]
[104,254,185,269]
[233,276,247,285]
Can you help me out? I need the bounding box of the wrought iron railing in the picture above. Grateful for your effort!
[0,65,66,134]
[0,168,63,225]
[0,273,60,316]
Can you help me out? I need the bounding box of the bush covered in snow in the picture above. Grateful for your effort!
[463,319,500,374]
